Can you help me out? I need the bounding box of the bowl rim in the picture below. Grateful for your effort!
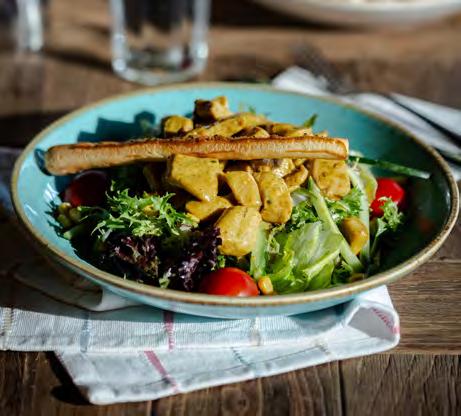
[11,81,459,308]
[256,0,461,12]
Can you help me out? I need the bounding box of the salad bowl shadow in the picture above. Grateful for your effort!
[11,83,459,318]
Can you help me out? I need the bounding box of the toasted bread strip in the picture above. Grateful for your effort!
[44,135,349,175]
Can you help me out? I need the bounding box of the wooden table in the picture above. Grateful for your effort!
[1,1,460,414]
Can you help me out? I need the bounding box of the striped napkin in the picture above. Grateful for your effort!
[0,150,400,405]
[3,68,459,404]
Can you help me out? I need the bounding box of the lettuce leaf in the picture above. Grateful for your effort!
[249,224,269,279]
[308,178,363,272]
[370,197,404,258]
[264,222,342,294]
[326,188,362,224]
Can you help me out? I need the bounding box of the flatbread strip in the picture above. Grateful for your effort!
[44,135,349,175]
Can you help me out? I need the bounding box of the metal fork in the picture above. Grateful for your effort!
[294,45,461,162]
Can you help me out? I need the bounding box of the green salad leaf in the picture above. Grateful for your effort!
[308,178,363,272]
[331,261,354,286]
[286,199,319,231]
[348,167,371,263]
[82,187,197,239]
[379,197,404,232]
[370,197,404,257]
[302,114,318,129]
[258,222,343,294]
[326,188,362,224]
[249,224,269,279]
[308,261,335,290]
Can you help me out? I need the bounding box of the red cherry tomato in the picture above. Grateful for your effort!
[199,267,259,297]
[371,178,405,217]
[63,170,109,207]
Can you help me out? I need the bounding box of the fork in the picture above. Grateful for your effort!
[294,44,461,163]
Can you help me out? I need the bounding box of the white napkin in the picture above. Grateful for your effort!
[2,69,460,404]
[1,256,399,404]
[272,66,461,179]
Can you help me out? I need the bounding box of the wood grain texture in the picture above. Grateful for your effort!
[1,0,461,146]
[1,0,460,414]
[1,352,460,415]
[340,354,461,416]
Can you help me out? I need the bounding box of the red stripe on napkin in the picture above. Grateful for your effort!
[371,307,400,335]
[163,310,175,351]
[144,351,179,393]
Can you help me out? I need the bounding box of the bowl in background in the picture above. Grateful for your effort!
[253,0,461,28]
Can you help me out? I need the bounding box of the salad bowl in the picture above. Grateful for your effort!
[11,83,459,318]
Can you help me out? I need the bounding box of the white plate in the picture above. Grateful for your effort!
[253,0,461,27]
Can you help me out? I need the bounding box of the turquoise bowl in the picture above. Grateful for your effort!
[11,83,459,318]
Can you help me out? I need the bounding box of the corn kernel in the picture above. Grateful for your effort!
[258,277,274,295]
[142,205,158,216]
[68,207,82,223]
[57,213,72,228]
[348,273,366,283]
[57,202,72,215]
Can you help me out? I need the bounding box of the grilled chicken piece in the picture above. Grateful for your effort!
[237,126,270,138]
[162,116,193,137]
[265,123,296,136]
[254,172,293,224]
[284,165,309,192]
[215,206,262,256]
[250,158,295,177]
[223,171,261,208]
[194,96,233,123]
[166,154,222,202]
[272,159,296,177]
[340,217,369,255]
[293,158,306,167]
[310,159,351,200]
[185,113,267,138]
[186,197,232,222]
[284,127,313,137]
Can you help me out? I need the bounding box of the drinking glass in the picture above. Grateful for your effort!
[0,0,44,51]
[110,0,210,86]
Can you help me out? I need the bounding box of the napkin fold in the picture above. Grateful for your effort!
[272,66,461,179]
[1,67,460,404]
[1,259,399,404]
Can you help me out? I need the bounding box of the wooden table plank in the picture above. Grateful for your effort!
[340,354,461,416]
[1,0,461,147]
[391,262,461,353]
[1,351,460,415]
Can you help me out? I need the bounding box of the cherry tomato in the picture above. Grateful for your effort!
[63,170,109,207]
[199,267,259,297]
[370,178,405,217]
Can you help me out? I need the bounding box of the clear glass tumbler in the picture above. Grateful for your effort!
[110,0,210,86]
[0,0,45,51]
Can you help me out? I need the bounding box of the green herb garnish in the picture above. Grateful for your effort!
[348,156,430,179]
[370,197,404,257]
[302,114,318,129]
[82,187,197,239]
[326,188,362,224]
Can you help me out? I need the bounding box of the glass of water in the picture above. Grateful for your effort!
[0,0,45,51]
[110,0,210,86]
